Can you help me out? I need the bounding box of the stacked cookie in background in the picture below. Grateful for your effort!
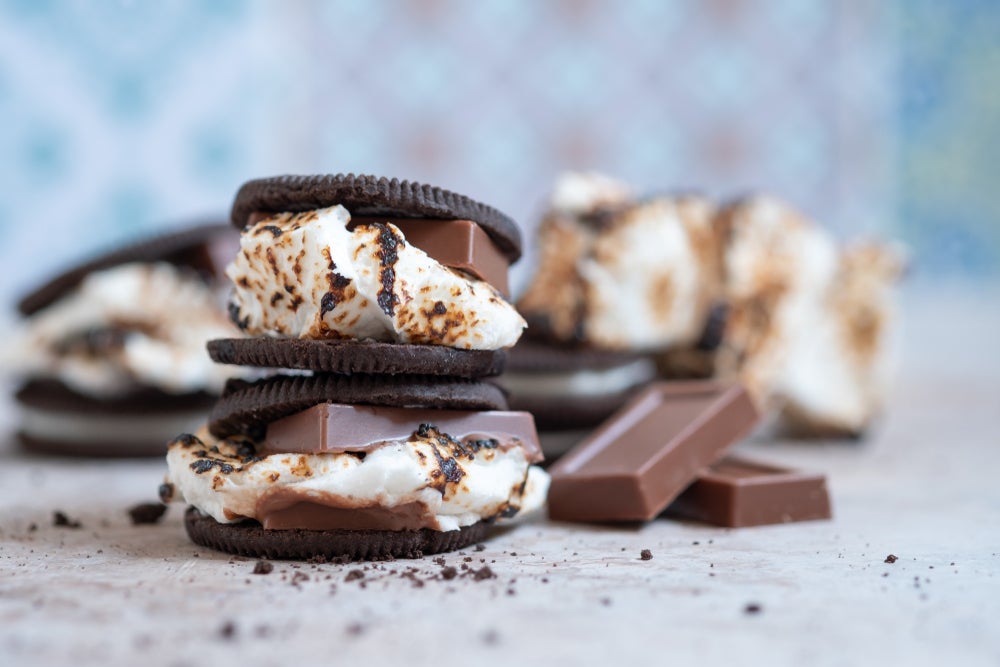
[6,225,242,457]
[503,173,722,456]
[162,175,547,560]
[504,172,904,459]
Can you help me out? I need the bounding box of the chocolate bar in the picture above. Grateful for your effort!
[667,456,832,527]
[264,403,542,462]
[547,382,759,522]
[352,217,510,295]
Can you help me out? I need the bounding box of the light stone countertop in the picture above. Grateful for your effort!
[1,287,998,667]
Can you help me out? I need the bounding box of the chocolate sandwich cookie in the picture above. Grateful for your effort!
[231,173,522,263]
[8,224,243,457]
[184,507,490,561]
[163,174,547,560]
[497,338,658,459]
[207,338,507,378]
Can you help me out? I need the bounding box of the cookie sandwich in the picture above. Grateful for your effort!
[7,224,241,456]
[163,175,547,560]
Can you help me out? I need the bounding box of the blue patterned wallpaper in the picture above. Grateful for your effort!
[0,0,996,315]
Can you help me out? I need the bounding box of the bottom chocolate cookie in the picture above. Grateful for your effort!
[18,432,172,458]
[184,507,491,561]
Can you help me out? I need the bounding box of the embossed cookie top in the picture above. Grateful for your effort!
[231,174,522,263]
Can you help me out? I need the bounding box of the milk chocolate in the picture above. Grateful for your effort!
[264,402,543,462]
[667,456,831,527]
[352,217,509,295]
[547,382,759,522]
[256,493,435,531]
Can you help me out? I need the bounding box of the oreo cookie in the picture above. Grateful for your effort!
[209,373,510,439]
[184,507,490,561]
[208,338,506,378]
[231,174,522,263]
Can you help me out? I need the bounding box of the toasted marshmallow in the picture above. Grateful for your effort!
[716,197,903,435]
[7,262,241,397]
[164,427,549,532]
[227,206,525,350]
[549,171,635,215]
[519,175,718,351]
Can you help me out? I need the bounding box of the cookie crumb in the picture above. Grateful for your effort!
[440,566,458,580]
[640,549,653,561]
[128,503,167,525]
[52,511,81,529]
[346,622,364,637]
[884,554,898,564]
[472,566,495,581]
[218,621,237,640]
[744,603,762,615]
[253,560,274,575]
[345,569,365,582]
[474,544,486,552]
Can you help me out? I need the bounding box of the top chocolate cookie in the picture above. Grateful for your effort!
[231,174,522,263]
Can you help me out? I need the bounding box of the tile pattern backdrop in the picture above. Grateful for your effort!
[0,0,996,314]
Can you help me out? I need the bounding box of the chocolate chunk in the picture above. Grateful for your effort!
[128,503,168,525]
[209,372,509,440]
[183,507,490,560]
[263,403,541,462]
[52,511,82,529]
[667,456,832,527]
[207,338,507,378]
[231,174,522,263]
[547,382,759,522]
[351,217,510,295]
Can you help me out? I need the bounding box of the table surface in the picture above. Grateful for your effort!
[1,288,999,667]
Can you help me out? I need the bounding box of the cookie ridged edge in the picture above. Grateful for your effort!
[184,507,491,561]
[207,338,507,378]
[230,174,521,263]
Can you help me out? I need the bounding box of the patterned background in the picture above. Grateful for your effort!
[0,0,997,316]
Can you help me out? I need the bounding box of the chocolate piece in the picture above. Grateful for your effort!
[209,373,509,439]
[547,382,759,522]
[667,456,831,527]
[264,403,542,462]
[207,338,507,378]
[256,496,436,531]
[18,223,235,316]
[231,174,522,262]
[351,217,509,295]
[183,507,490,560]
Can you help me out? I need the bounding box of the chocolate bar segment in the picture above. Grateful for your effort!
[352,217,510,296]
[264,403,543,462]
[667,456,831,527]
[547,382,759,522]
